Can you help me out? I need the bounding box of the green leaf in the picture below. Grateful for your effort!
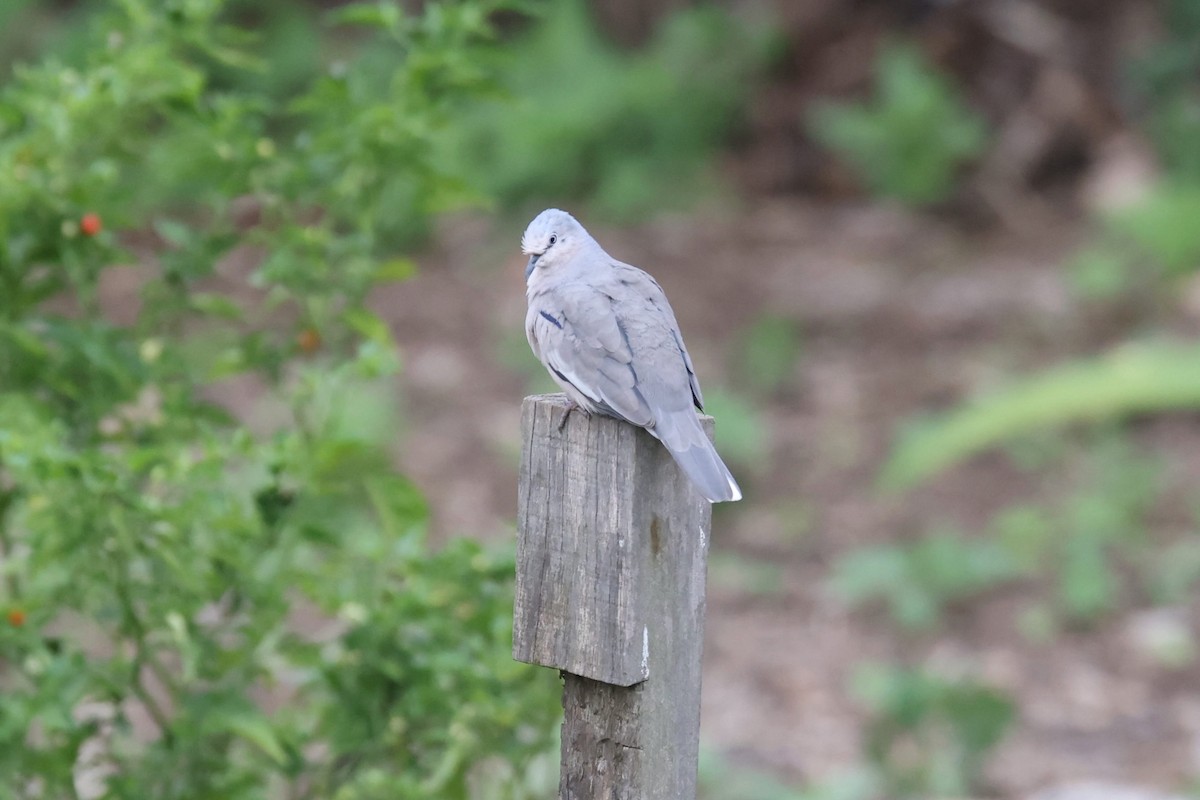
[1067,246,1130,300]
[881,341,1200,489]
[808,42,988,205]
[702,386,768,469]
[0,1,564,794]
[439,0,775,221]
[737,315,802,396]
[374,257,417,283]
[1107,182,1200,275]
[153,218,194,248]
[831,531,1020,630]
[327,1,404,30]
[224,712,290,767]
[189,292,243,319]
[345,308,395,345]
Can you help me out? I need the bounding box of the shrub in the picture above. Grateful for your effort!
[809,43,988,206]
[443,0,776,221]
[831,530,1022,630]
[1126,0,1200,183]
[853,664,1015,798]
[0,2,560,797]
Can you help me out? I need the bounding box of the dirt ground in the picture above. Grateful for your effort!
[372,197,1200,797]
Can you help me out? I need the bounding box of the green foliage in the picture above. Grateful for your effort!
[847,437,1163,629]
[853,665,1015,798]
[1126,0,1200,182]
[1066,245,1133,301]
[701,386,769,471]
[444,0,775,221]
[305,540,560,799]
[0,1,97,76]
[988,504,1055,572]
[999,439,1159,623]
[735,315,803,397]
[0,2,560,797]
[1069,0,1200,300]
[831,530,1022,630]
[868,436,1161,632]
[1068,181,1200,300]
[809,43,988,206]
[1107,182,1200,276]
[880,341,1200,489]
[1054,458,1153,620]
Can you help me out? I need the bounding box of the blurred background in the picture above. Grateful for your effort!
[3,0,1200,798]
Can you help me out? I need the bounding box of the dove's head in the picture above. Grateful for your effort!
[521,208,592,281]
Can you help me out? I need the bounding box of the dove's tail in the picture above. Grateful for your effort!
[653,410,742,503]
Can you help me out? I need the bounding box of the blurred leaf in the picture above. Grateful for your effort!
[328,1,405,31]
[832,530,1021,630]
[345,308,394,345]
[1067,246,1131,300]
[737,315,802,396]
[1126,0,1200,182]
[809,43,988,205]
[223,711,291,767]
[1059,532,1118,620]
[443,0,777,221]
[881,341,1200,489]
[1107,182,1200,275]
[153,218,195,247]
[189,292,244,319]
[990,504,1053,570]
[855,664,1015,798]
[374,257,417,283]
[702,386,768,469]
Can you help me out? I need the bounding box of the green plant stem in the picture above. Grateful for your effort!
[0,256,20,322]
[0,528,19,601]
[112,565,176,743]
[129,643,175,741]
[66,762,84,800]
[0,479,20,602]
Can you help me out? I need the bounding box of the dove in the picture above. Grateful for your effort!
[522,208,742,503]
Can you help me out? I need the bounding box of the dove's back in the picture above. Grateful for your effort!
[600,262,740,503]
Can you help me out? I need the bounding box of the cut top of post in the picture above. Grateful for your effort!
[513,394,712,686]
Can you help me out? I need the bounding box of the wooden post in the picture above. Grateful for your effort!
[513,393,713,800]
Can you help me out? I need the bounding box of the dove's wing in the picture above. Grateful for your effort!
[603,266,740,501]
[537,263,740,502]
[525,247,741,502]
[526,280,654,427]
[612,262,704,411]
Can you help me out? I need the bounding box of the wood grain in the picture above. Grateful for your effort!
[514,393,713,799]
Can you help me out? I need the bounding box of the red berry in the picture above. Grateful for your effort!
[7,608,26,627]
[80,213,102,236]
[297,328,321,354]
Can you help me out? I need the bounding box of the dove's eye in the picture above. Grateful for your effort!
[549,234,558,246]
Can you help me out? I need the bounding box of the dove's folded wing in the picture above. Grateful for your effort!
[528,286,654,427]
[611,262,704,412]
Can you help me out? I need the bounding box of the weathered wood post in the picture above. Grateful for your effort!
[513,393,713,800]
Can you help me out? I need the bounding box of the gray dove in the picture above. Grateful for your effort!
[522,208,742,503]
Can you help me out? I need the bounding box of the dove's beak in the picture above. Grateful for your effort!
[524,254,539,280]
